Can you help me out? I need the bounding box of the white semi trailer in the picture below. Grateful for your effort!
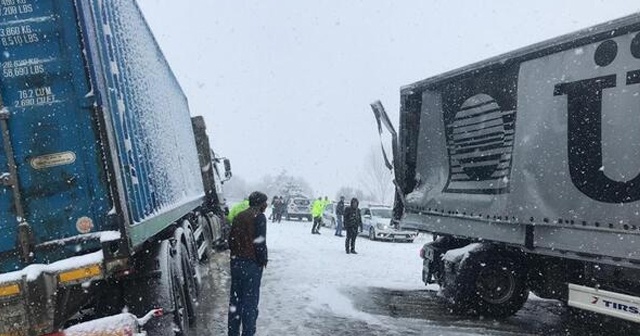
[372,13,640,322]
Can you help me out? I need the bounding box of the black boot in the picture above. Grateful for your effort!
[350,250,357,254]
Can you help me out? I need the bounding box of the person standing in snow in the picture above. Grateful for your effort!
[334,196,345,237]
[274,196,285,223]
[311,197,324,234]
[268,196,277,221]
[343,197,363,254]
[228,191,269,336]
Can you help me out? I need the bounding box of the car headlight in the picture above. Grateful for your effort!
[376,223,388,230]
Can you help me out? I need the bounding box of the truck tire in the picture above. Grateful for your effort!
[199,214,214,261]
[177,225,202,296]
[178,242,199,328]
[172,244,192,336]
[207,213,225,249]
[127,240,195,336]
[181,221,199,266]
[451,250,528,317]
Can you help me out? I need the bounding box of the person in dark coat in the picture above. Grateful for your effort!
[334,196,345,237]
[269,196,277,221]
[343,197,362,254]
[275,196,285,223]
[228,191,269,336]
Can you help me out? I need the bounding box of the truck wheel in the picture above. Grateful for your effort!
[177,225,201,296]
[172,248,191,336]
[181,221,199,265]
[133,240,194,336]
[452,251,528,317]
[208,213,225,250]
[369,228,376,241]
[178,242,198,327]
[199,215,214,261]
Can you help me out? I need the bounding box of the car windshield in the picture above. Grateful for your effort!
[371,209,392,218]
[293,199,310,205]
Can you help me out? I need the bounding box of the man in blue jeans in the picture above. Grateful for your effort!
[334,196,345,237]
[228,191,269,336]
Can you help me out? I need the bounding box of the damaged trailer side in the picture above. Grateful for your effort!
[374,13,640,322]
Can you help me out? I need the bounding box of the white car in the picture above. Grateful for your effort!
[284,197,312,221]
[360,206,417,242]
[322,202,346,229]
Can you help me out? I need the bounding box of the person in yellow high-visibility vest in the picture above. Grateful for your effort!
[227,199,249,224]
[311,197,324,234]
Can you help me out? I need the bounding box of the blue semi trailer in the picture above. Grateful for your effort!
[0,1,230,335]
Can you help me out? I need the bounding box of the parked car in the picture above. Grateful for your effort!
[360,206,417,242]
[322,201,346,229]
[322,202,336,228]
[284,196,313,221]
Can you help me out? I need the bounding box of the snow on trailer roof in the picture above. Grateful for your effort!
[401,12,640,93]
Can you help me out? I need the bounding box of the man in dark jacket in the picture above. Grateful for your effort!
[343,197,362,254]
[228,191,269,336]
[334,196,345,237]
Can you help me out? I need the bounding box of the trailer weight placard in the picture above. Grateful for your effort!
[29,152,76,169]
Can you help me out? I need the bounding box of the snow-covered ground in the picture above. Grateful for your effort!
[194,218,640,336]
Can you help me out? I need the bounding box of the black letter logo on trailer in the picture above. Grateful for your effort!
[441,67,518,195]
[554,35,640,203]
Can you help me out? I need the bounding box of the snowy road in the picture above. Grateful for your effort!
[193,219,640,336]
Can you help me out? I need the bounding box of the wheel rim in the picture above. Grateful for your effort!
[173,265,189,335]
[182,250,198,325]
[476,265,516,304]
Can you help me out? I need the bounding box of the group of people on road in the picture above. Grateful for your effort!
[269,196,286,223]
[226,192,363,335]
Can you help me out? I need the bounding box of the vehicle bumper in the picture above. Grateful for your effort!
[374,230,417,242]
[288,212,311,217]
[0,251,107,335]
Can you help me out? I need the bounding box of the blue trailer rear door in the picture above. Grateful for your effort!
[0,1,112,269]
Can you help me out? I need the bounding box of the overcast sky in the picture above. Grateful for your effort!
[137,0,640,198]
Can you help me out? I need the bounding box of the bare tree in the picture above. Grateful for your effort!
[335,186,366,201]
[255,169,313,198]
[359,146,394,205]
